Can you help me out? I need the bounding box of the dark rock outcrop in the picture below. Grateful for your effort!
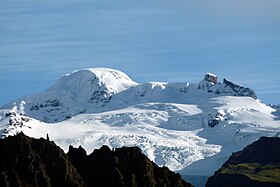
[198,73,257,99]
[0,132,83,187]
[0,133,191,187]
[206,136,280,187]
[221,78,257,99]
[67,145,191,187]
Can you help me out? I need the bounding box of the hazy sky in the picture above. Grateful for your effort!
[1,0,280,105]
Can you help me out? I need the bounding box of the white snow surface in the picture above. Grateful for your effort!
[49,68,138,93]
[0,68,279,176]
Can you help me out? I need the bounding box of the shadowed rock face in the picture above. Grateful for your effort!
[222,78,257,99]
[206,137,280,187]
[67,145,192,187]
[0,133,192,187]
[0,132,83,187]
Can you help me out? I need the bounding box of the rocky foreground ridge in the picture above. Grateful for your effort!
[206,136,280,187]
[0,133,191,187]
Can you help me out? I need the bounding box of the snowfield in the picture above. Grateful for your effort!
[0,68,279,175]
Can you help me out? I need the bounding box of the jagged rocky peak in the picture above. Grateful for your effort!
[1,112,31,138]
[198,73,218,90]
[198,73,257,99]
[204,73,218,84]
[220,78,257,99]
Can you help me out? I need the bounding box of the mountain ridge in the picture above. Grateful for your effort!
[0,68,279,176]
[1,68,257,123]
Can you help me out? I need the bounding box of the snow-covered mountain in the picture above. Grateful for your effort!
[0,68,279,176]
[2,68,138,122]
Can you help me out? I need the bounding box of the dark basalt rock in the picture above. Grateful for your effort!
[198,74,257,99]
[0,133,192,187]
[206,136,280,187]
[0,132,83,187]
[222,78,257,99]
[30,99,62,111]
[67,145,192,187]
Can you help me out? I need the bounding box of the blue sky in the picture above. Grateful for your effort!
[1,0,280,105]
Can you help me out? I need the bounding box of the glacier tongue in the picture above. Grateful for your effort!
[0,68,279,175]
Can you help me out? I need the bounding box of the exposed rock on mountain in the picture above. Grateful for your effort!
[0,133,191,187]
[198,73,257,99]
[206,136,280,187]
[219,78,256,99]
[197,73,218,91]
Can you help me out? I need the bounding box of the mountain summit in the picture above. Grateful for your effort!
[3,68,138,122]
[198,73,257,99]
[198,73,218,90]
[2,68,256,123]
[48,68,138,95]
[0,68,279,176]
